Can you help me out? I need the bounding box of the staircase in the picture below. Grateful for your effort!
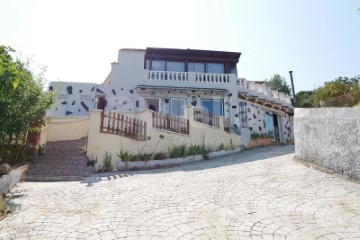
[26,138,94,181]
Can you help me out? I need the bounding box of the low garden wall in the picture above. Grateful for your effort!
[0,165,28,194]
[118,147,241,170]
[295,108,360,180]
[41,117,90,144]
[87,107,242,170]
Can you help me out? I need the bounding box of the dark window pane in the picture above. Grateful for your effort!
[213,100,224,116]
[171,99,178,116]
[188,62,205,73]
[201,100,212,115]
[152,60,165,71]
[178,99,186,116]
[206,63,224,74]
[167,61,185,72]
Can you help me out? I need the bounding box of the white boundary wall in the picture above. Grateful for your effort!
[295,108,360,180]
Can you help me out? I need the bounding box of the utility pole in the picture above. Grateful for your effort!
[289,71,296,107]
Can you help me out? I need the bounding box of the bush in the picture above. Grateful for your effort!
[250,132,271,140]
[168,144,187,158]
[187,144,203,156]
[117,149,130,162]
[128,154,138,162]
[137,153,152,161]
[100,151,114,172]
[86,158,97,167]
[217,143,225,151]
[153,152,168,160]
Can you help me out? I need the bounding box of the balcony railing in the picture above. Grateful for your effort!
[195,73,230,83]
[148,71,232,84]
[193,107,220,128]
[148,71,188,82]
[237,80,292,105]
[152,112,189,135]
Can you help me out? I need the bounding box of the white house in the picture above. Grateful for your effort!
[47,47,294,147]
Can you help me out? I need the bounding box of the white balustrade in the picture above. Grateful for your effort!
[239,80,292,105]
[148,71,188,82]
[195,73,230,83]
[148,71,231,84]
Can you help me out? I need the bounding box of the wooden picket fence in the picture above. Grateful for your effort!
[152,112,189,135]
[100,111,147,141]
[193,107,220,128]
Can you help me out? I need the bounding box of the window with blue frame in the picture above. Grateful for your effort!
[201,99,224,116]
[265,112,275,140]
[170,98,186,116]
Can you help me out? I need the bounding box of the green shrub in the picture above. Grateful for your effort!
[153,152,168,160]
[128,154,138,162]
[86,158,97,167]
[217,143,225,151]
[187,144,203,156]
[168,144,187,158]
[137,153,152,161]
[250,132,271,140]
[117,149,130,162]
[101,151,114,172]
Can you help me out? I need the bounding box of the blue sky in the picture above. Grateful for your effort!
[1,0,359,92]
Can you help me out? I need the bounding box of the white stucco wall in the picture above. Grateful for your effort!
[295,108,360,180]
[242,101,293,142]
[43,117,90,142]
[47,82,98,117]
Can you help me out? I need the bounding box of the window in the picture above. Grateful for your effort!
[206,63,225,74]
[147,59,233,74]
[188,62,205,73]
[167,61,185,72]
[239,101,247,128]
[160,98,168,114]
[170,98,186,116]
[152,60,165,71]
[201,99,224,116]
[265,112,275,140]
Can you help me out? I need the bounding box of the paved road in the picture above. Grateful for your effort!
[1,145,360,240]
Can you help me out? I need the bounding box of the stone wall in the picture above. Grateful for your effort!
[0,165,28,194]
[295,108,360,180]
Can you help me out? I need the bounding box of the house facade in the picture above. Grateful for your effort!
[47,47,294,146]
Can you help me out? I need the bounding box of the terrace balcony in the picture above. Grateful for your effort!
[237,79,293,108]
[146,70,237,89]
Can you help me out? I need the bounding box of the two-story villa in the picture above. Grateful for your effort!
[47,47,294,146]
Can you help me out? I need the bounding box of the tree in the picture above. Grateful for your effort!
[0,46,54,156]
[295,90,316,108]
[314,76,360,107]
[264,74,291,95]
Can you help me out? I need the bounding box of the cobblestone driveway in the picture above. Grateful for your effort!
[1,145,360,240]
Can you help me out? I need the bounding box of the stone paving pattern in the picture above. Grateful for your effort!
[1,145,360,240]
